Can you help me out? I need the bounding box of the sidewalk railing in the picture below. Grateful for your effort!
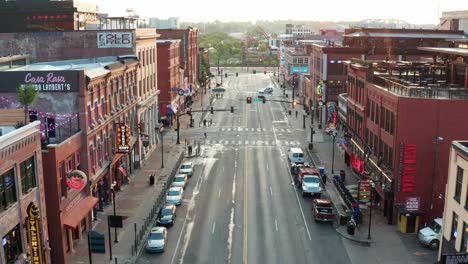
[130,151,185,261]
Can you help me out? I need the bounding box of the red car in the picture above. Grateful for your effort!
[312,199,335,222]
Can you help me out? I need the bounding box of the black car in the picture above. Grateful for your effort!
[156,204,176,226]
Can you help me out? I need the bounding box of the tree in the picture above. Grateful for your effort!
[16,84,39,124]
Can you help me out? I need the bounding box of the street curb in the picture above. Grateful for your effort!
[335,228,371,246]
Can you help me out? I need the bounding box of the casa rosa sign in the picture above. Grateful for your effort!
[0,71,79,92]
[66,170,88,191]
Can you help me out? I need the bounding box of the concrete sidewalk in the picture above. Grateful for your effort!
[68,88,211,264]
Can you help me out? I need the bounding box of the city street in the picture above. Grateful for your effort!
[137,72,350,264]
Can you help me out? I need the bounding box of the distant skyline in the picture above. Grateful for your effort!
[97,0,467,25]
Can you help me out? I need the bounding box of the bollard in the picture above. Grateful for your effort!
[115,257,118,264]
[131,244,134,256]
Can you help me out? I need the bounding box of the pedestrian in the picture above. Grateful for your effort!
[188,145,192,156]
[322,174,327,185]
[295,110,298,118]
[210,119,213,126]
[204,131,207,139]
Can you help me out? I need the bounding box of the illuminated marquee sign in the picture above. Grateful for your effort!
[398,143,417,192]
[26,202,43,264]
[116,123,131,153]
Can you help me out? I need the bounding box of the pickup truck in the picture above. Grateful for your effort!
[296,167,322,197]
[418,217,442,250]
[312,199,335,222]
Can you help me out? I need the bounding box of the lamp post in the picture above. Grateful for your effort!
[110,181,118,243]
[159,126,164,168]
[331,131,337,174]
[176,113,180,145]
[429,136,443,221]
[368,181,375,240]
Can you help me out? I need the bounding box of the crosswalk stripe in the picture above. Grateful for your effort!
[238,127,243,131]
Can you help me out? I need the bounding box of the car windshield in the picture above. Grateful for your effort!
[161,208,173,216]
[149,232,164,240]
[174,177,184,182]
[168,190,180,196]
[181,165,191,169]
[294,153,304,158]
[303,176,319,183]
[317,207,333,214]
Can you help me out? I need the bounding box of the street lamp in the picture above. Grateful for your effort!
[157,126,164,168]
[176,113,180,145]
[110,181,118,243]
[331,131,337,174]
[368,181,375,240]
[429,136,443,221]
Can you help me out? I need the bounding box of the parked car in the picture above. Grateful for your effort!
[146,227,167,253]
[156,204,177,226]
[258,87,273,94]
[419,218,442,250]
[172,174,188,189]
[166,186,184,205]
[312,199,335,222]
[256,91,266,98]
[296,167,322,197]
[288,148,304,164]
[179,162,194,177]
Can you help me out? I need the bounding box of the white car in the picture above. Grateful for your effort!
[263,87,273,94]
[166,186,184,205]
[179,162,194,177]
[146,227,167,253]
[171,174,188,189]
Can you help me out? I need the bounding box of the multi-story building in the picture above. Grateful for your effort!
[439,141,468,261]
[307,28,466,129]
[0,121,51,264]
[341,45,468,233]
[440,10,468,32]
[157,40,182,125]
[0,55,140,263]
[149,17,179,29]
[158,28,199,92]
[0,0,100,32]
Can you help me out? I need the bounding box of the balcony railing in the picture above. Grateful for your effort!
[41,116,81,149]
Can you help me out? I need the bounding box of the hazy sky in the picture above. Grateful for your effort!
[97,0,467,25]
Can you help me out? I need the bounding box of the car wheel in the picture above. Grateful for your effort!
[430,240,439,250]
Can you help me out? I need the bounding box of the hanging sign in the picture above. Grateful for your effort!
[116,123,131,153]
[26,202,43,264]
[66,170,87,191]
[406,197,420,212]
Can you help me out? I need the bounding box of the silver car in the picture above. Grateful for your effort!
[179,162,194,177]
[172,174,188,189]
[146,227,167,253]
[166,186,184,205]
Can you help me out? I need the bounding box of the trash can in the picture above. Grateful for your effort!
[309,143,313,150]
[149,174,155,185]
[319,166,325,176]
[347,221,355,235]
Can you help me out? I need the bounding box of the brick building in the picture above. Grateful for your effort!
[305,28,465,130]
[341,47,468,232]
[157,39,182,125]
[0,121,50,264]
[158,28,199,92]
[0,56,140,263]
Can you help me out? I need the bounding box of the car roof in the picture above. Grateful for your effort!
[289,147,302,152]
[181,162,192,166]
[175,174,186,178]
[163,204,175,209]
[169,186,182,191]
[314,199,332,205]
[151,226,166,233]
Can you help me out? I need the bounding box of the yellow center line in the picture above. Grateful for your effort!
[243,100,249,264]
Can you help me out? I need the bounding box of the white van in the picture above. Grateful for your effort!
[288,148,304,164]
[418,218,442,250]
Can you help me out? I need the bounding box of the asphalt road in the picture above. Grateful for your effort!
[137,71,351,264]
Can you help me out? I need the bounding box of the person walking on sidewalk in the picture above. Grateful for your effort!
[295,110,298,118]
[204,131,207,139]
[188,145,193,156]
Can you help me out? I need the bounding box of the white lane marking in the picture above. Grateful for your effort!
[212,222,216,234]
[223,167,225,173]
[270,186,273,196]
[218,189,221,198]
[267,163,269,171]
[227,159,237,263]
[275,219,278,231]
[288,166,312,241]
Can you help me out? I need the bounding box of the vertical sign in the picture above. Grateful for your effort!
[398,143,417,192]
[359,179,371,202]
[182,33,187,64]
[26,202,43,264]
[116,123,131,153]
[198,54,202,81]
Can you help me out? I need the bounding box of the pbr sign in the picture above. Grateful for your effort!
[116,123,131,153]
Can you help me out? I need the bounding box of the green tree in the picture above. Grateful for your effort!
[16,84,39,124]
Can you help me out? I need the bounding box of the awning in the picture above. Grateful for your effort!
[118,165,128,177]
[62,196,98,229]
[167,105,177,115]
[110,153,123,167]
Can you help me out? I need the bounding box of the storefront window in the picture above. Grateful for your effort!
[0,168,17,210]
[462,222,468,252]
[20,156,37,194]
[3,224,22,264]
[455,167,463,203]
[451,212,459,245]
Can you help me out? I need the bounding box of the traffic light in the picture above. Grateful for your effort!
[187,110,191,115]
[231,106,234,113]
[262,97,266,104]
[292,101,297,108]
[253,70,256,74]
[246,97,252,104]
[236,72,238,77]
[225,73,227,78]
[264,71,266,75]
[210,107,214,114]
